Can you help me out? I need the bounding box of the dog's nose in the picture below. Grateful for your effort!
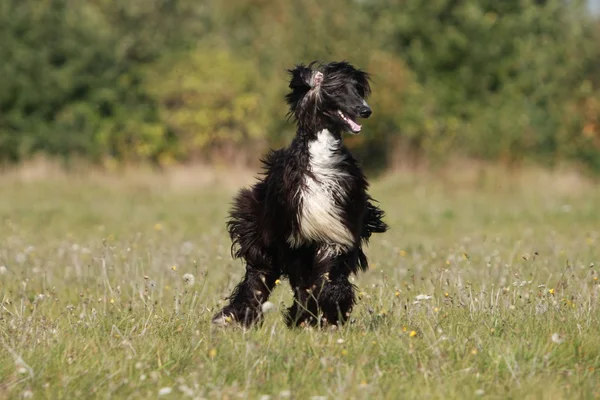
[359,105,372,118]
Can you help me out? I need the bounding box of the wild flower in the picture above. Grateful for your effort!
[183,273,195,286]
[551,333,565,344]
[261,301,275,313]
[208,348,217,359]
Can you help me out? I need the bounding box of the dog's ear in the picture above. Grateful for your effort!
[285,62,323,120]
[287,64,313,92]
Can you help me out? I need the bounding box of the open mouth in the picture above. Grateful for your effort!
[337,110,362,134]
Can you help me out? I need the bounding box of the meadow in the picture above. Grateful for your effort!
[0,163,599,399]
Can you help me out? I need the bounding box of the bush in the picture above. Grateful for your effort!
[1,0,600,173]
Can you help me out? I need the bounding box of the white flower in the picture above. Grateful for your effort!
[551,333,565,344]
[182,273,195,286]
[336,338,345,344]
[178,384,194,397]
[414,294,432,301]
[261,301,275,313]
[535,302,548,315]
[15,253,26,264]
[0,266,7,275]
[475,389,485,396]
[158,387,172,396]
[280,390,292,398]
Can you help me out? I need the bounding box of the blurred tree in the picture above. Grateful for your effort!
[1,0,600,173]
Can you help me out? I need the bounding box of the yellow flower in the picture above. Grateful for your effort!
[341,349,348,356]
[434,307,439,313]
[395,291,400,297]
[409,331,417,337]
[549,288,555,295]
[402,326,408,332]
[275,279,281,285]
[208,348,217,359]
[471,348,478,355]
[399,250,407,257]
[171,265,177,271]
[109,298,115,304]
[594,276,598,281]
[446,260,450,265]
[444,292,449,297]
[154,223,163,231]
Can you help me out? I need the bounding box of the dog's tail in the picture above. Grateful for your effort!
[361,200,389,240]
[357,199,389,271]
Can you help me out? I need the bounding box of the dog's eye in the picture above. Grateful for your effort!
[354,86,366,99]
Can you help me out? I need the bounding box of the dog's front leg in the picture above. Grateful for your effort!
[212,264,280,327]
[286,244,357,328]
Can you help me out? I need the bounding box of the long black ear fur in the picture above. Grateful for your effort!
[284,61,325,120]
[284,64,313,117]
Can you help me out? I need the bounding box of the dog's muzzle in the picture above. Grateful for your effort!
[359,100,372,118]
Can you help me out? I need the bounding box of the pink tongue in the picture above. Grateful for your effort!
[348,119,361,132]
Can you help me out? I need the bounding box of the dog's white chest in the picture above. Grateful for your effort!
[287,129,354,249]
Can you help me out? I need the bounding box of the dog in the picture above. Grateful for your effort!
[212,61,388,328]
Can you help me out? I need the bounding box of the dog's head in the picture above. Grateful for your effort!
[285,61,371,135]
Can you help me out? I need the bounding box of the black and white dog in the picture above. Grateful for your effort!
[212,61,388,328]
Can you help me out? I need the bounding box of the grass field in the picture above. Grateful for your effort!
[1,164,599,399]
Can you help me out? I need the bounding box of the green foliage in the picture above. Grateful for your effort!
[1,0,600,171]
[144,48,280,163]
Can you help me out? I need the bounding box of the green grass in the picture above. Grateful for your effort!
[1,166,599,399]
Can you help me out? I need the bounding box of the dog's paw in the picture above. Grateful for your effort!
[211,312,236,326]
